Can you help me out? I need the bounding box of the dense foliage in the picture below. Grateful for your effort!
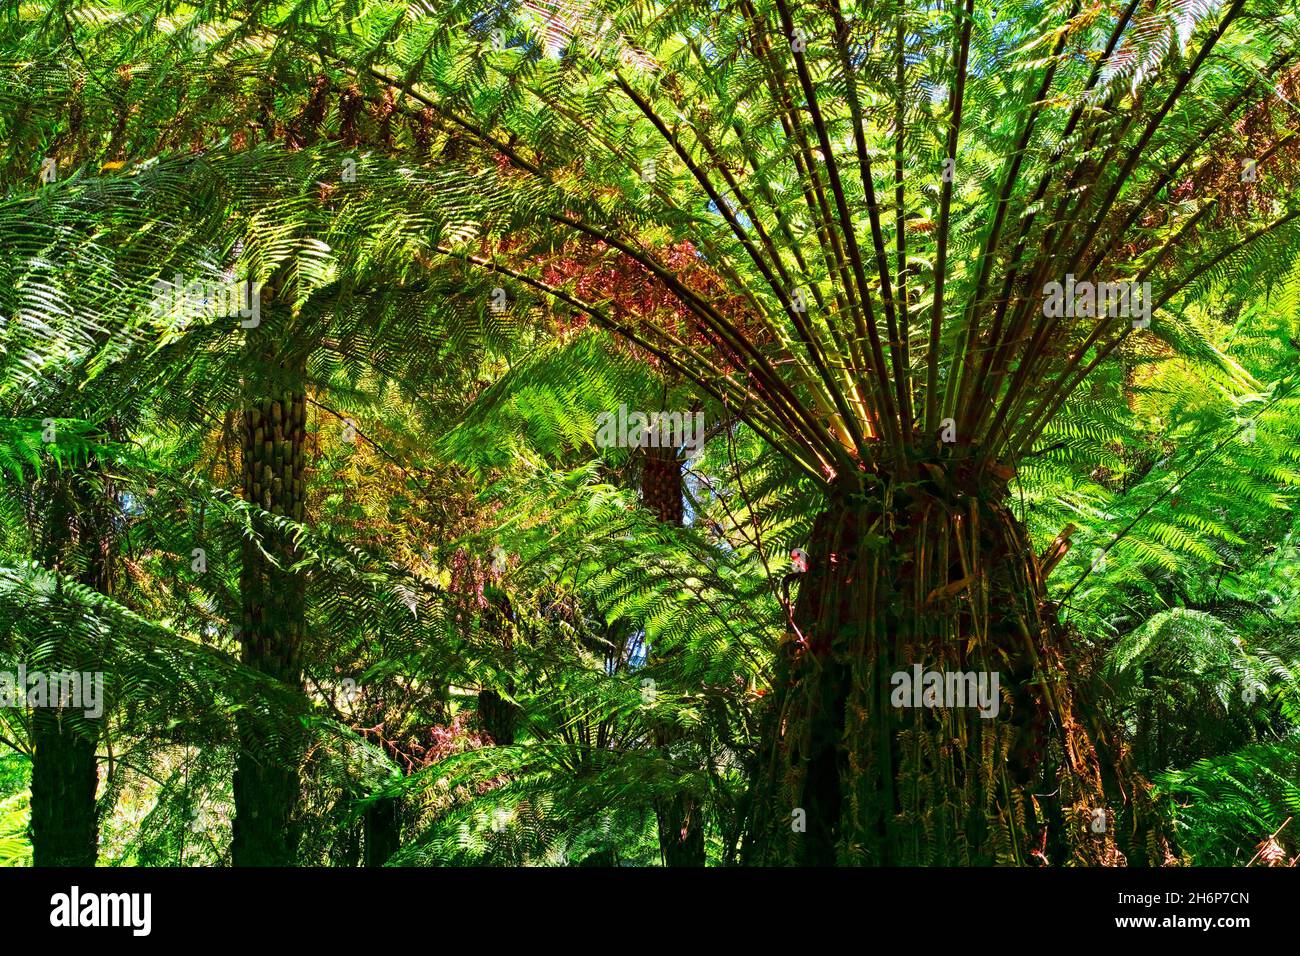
[0,0,1298,866]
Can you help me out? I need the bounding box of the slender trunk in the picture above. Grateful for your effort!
[477,577,521,745]
[745,469,1172,866]
[30,470,114,867]
[232,333,308,867]
[642,443,706,866]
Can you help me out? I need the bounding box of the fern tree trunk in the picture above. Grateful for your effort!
[477,568,522,746]
[642,444,706,867]
[232,333,309,867]
[363,797,401,867]
[30,710,99,866]
[30,472,114,867]
[478,687,519,745]
[745,467,1171,866]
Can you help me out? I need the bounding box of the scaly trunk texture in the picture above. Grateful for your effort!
[642,443,685,526]
[746,466,1173,866]
[232,338,308,867]
[30,470,114,867]
[642,443,706,866]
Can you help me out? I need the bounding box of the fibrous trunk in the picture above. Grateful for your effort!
[642,443,705,866]
[30,470,114,867]
[746,468,1172,866]
[232,342,308,867]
